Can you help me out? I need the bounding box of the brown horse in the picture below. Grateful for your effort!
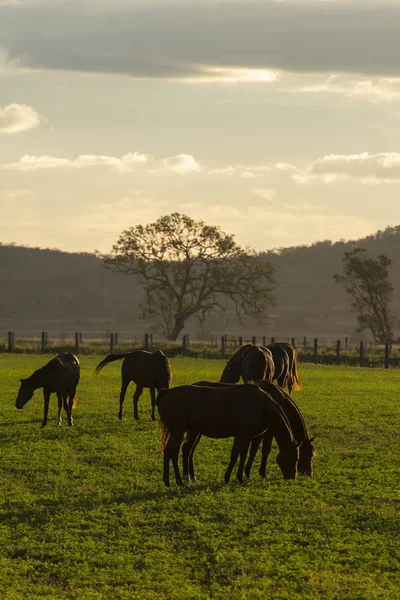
[186,380,315,482]
[266,342,302,393]
[220,344,275,384]
[15,353,79,427]
[157,384,300,487]
[95,350,172,420]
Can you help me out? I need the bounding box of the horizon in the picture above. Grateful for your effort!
[1,0,400,253]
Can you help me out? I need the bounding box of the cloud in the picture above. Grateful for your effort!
[1,151,201,174]
[293,152,400,184]
[161,154,201,174]
[0,103,40,133]
[2,1,400,78]
[293,74,400,102]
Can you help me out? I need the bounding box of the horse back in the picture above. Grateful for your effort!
[123,350,171,389]
[158,384,277,438]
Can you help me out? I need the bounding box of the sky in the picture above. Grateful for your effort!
[1,0,400,254]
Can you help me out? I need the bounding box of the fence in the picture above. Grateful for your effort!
[1,330,399,368]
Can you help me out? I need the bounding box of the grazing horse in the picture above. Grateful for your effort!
[95,350,172,420]
[266,342,302,393]
[15,353,79,427]
[261,345,290,389]
[220,344,274,384]
[157,384,300,487]
[245,380,314,478]
[186,380,315,482]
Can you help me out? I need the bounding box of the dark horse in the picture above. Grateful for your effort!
[185,380,315,482]
[220,344,275,384]
[95,350,172,420]
[157,384,300,487]
[15,353,80,427]
[265,342,302,394]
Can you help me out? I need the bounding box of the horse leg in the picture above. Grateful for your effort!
[236,439,252,483]
[66,387,75,426]
[41,390,50,428]
[150,387,156,421]
[118,379,129,420]
[133,385,144,420]
[163,433,184,487]
[171,433,185,486]
[224,433,248,484]
[259,430,274,478]
[56,391,63,426]
[244,435,263,479]
[182,431,201,483]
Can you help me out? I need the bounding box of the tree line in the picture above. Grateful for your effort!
[105,213,399,343]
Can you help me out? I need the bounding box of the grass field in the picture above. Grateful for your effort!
[0,355,399,599]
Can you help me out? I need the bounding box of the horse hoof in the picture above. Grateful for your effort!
[164,480,170,487]
[245,473,252,480]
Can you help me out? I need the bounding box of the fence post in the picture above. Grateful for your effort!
[114,332,119,346]
[271,337,275,344]
[238,336,243,346]
[7,331,14,353]
[384,342,389,369]
[336,340,341,362]
[41,331,47,354]
[262,336,266,346]
[359,341,364,367]
[221,336,226,358]
[74,332,79,354]
[313,338,318,364]
[345,337,348,351]
[291,337,295,348]
[182,334,187,356]
[144,333,149,350]
[252,336,256,345]
[303,336,307,352]
[150,333,153,348]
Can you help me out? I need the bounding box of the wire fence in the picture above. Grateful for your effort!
[1,330,399,368]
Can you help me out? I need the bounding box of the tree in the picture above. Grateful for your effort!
[334,247,396,342]
[105,213,275,340]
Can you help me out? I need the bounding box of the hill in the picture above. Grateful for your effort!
[1,225,400,340]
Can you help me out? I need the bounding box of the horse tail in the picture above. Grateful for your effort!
[156,388,169,409]
[94,353,132,375]
[291,354,302,390]
[72,394,78,408]
[158,416,171,452]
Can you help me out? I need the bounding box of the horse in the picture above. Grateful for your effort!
[15,353,80,427]
[95,349,172,420]
[260,345,290,389]
[185,380,315,482]
[220,344,275,384]
[157,384,300,487]
[266,342,302,393]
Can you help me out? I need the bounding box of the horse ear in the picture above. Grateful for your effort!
[309,435,316,443]
[19,377,23,382]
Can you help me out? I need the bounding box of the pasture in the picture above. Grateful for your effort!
[0,355,399,600]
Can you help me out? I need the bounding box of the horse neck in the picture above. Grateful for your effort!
[26,368,45,390]
[269,410,295,451]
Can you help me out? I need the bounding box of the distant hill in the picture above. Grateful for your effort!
[1,225,400,340]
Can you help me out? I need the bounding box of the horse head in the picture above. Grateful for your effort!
[297,435,317,477]
[276,440,300,480]
[15,378,34,409]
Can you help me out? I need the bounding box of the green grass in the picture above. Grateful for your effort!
[0,355,399,599]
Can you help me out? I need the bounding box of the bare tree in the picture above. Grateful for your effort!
[334,247,396,343]
[105,213,275,340]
